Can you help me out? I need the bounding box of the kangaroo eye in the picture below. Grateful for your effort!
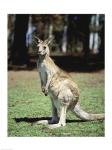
[43,46,46,50]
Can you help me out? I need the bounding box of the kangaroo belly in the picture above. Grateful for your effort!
[50,81,74,105]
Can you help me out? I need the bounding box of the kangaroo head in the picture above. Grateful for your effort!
[33,36,53,56]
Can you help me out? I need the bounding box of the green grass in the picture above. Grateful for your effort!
[8,70,104,137]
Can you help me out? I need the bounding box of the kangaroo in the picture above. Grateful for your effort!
[33,36,104,129]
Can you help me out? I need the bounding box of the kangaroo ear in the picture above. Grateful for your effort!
[44,36,54,45]
[32,35,43,44]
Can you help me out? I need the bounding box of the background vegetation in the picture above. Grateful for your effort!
[8,14,104,68]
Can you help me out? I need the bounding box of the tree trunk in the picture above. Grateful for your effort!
[11,14,29,66]
[78,15,91,56]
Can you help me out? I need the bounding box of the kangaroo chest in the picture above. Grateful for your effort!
[38,61,47,85]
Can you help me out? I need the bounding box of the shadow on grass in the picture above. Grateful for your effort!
[14,117,86,125]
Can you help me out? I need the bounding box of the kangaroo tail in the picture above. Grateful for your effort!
[73,102,104,121]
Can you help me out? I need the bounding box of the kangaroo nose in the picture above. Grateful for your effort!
[38,49,41,53]
[38,51,41,54]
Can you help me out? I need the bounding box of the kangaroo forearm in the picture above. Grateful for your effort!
[45,78,51,90]
[40,80,45,93]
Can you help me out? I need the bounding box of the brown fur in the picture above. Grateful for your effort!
[34,37,104,128]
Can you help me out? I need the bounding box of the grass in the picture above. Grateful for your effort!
[8,70,104,137]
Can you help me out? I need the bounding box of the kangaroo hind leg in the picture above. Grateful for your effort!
[49,96,59,124]
[48,104,67,129]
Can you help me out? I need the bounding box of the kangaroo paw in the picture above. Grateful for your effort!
[44,89,48,96]
[48,123,66,129]
[32,120,49,126]
[48,123,61,129]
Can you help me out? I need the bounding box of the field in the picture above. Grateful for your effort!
[8,70,104,137]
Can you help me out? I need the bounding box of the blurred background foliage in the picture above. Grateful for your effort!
[8,14,104,70]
